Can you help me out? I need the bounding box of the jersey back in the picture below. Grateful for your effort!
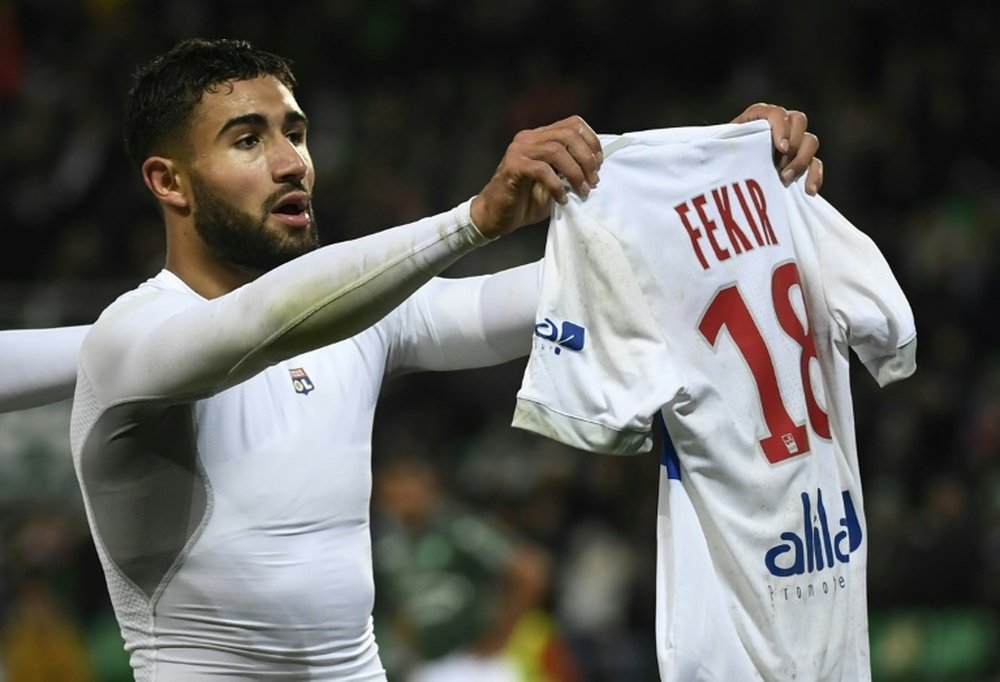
[513,121,916,680]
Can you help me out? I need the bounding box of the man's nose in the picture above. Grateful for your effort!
[272,137,308,182]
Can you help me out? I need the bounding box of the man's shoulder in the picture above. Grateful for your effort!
[108,271,198,313]
[83,272,200,355]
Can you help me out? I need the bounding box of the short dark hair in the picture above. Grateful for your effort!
[123,38,297,171]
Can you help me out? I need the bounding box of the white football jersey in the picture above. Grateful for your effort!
[513,121,916,681]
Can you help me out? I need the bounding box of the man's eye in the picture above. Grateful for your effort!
[287,130,305,145]
[235,135,259,149]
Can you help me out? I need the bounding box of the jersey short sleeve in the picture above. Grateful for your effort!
[510,192,672,454]
[785,189,916,386]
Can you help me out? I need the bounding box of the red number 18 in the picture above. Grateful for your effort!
[698,262,830,463]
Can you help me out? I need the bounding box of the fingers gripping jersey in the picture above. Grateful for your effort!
[512,122,916,681]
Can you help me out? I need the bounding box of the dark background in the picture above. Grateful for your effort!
[0,0,996,679]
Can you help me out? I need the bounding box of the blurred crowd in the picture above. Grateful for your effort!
[0,0,997,680]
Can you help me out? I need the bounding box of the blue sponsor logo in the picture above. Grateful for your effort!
[764,489,862,577]
[534,318,585,355]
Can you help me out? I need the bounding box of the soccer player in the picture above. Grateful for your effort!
[1,37,823,680]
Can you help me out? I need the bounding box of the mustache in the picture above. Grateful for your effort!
[262,182,312,213]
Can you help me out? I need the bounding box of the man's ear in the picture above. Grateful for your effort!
[141,156,190,210]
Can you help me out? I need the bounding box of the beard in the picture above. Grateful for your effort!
[190,173,320,273]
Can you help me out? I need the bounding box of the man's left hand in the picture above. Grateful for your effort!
[732,103,823,195]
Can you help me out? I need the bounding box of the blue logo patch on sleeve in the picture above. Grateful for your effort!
[534,318,586,355]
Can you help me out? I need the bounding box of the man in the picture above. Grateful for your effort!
[372,455,562,682]
[1,37,822,680]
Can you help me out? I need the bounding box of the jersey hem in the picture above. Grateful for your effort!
[511,398,651,454]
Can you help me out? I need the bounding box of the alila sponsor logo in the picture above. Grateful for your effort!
[764,489,862,577]
[534,318,586,355]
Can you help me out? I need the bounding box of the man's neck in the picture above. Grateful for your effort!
[164,242,260,299]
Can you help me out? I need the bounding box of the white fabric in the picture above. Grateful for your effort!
[513,121,916,681]
[0,263,542,412]
[0,325,88,411]
[408,652,521,682]
[69,200,540,681]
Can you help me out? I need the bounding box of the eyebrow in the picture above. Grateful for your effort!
[216,111,310,139]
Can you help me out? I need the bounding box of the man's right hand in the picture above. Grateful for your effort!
[471,115,602,239]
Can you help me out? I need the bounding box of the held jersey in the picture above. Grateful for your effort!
[69,201,540,681]
[512,121,916,681]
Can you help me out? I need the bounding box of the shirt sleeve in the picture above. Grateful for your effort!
[786,186,917,387]
[0,325,89,412]
[81,201,491,405]
[382,261,541,375]
[512,198,668,455]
